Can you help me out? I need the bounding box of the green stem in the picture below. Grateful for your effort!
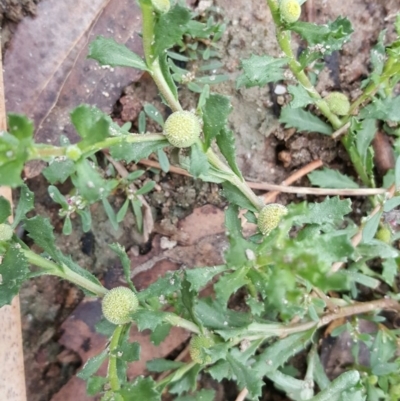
[22,249,108,297]
[266,0,370,186]
[206,147,264,211]
[156,361,197,389]
[108,325,124,392]
[163,312,201,334]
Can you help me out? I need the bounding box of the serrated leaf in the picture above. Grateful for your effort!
[357,240,399,260]
[119,377,160,401]
[168,364,201,395]
[362,211,382,243]
[280,107,333,135]
[86,376,107,396]
[226,354,262,400]
[360,96,400,122]
[236,54,287,89]
[88,36,147,70]
[8,114,34,140]
[189,143,209,178]
[291,17,353,53]
[287,84,314,108]
[216,128,243,178]
[181,278,199,325]
[214,267,250,305]
[0,246,30,307]
[130,310,168,331]
[0,161,24,187]
[153,4,191,56]
[308,167,359,189]
[194,298,251,330]
[147,358,185,373]
[0,197,12,224]
[110,139,169,163]
[150,323,171,345]
[208,360,232,382]
[202,94,232,147]
[185,265,226,292]
[254,330,314,375]
[138,271,181,301]
[109,243,136,293]
[175,389,215,401]
[77,349,108,381]
[116,341,140,363]
[43,159,76,184]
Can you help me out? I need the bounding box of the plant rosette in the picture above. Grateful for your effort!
[101,286,139,325]
[163,111,201,148]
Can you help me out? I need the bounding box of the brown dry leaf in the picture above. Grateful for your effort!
[4,0,144,148]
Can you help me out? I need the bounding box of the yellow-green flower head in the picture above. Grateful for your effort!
[151,0,170,13]
[65,145,82,161]
[163,111,201,148]
[189,335,214,365]
[279,0,301,23]
[101,287,139,325]
[0,223,13,242]
[324,92,350,116]
[257,203,288,236]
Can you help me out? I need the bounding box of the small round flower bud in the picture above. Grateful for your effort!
[102,287,139,325]
[257,204,288,236]
[376,227,391,244]
[163,111,201,148]
[151,0,170,13]
[66,145,82,161]
[279,0,301,24]
[0,224,13,242]
[189,335,214,365]
[324,92,350,116]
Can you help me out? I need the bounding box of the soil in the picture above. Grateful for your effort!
[2,0,400,400]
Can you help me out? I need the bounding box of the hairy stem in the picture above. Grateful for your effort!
[22,249,107,297]
[108,325,124,392]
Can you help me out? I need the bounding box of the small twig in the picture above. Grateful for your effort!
[330,184,396,273]
[263,159,323,203]
[235,387,249,401]
[331,122,351,139]
[138,158,191,177]
[104,153,154,242]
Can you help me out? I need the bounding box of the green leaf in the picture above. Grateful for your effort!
[109,243,136,293]
[222,182,259,213]
[130,310,168,331]
[8,114,34,140]
[189,143,209,178]
[95,318,116,337]
[226,353,262,399]
[117,199,129,223]
[0,197,11,224]
[214,267,250,305]
[291,17,353,53]
[86,376,108,396]
[0,246,30,307]
[254,330,315,375]
[119,377,160,401]
[168,364,201,395]
[382,258,397,286]
[43,159,76,184]
[236,54,287,88]
[157,149,170,173]
[137,271,181,301]
[280,107,333,135]
[77,349,108,380]
[159,52,178,102]
[88,36,147,70]
[185,265,226,292]
[135,181,156,196]
[362,211,382,243]
[147,358,185,373]
[202,94,232,147]
[116,341,140,363]
[175,389,215,401]
[308,167,359,189]
[72,159,109,203]
[180,278,199,325]
[48,186,69,209]
[357,240,399,260]
[395,155,400,190]
[384,196,400,212]
[144,104,164,127]
[0,161,24,187]
[287,84,314,108]
[360,96,400,122]
[102,198,118,230]
[110,139,169,163]
[354,119,377,165]
[150,323,171,345]
[154,4,191,56]
[216,128,243,179]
